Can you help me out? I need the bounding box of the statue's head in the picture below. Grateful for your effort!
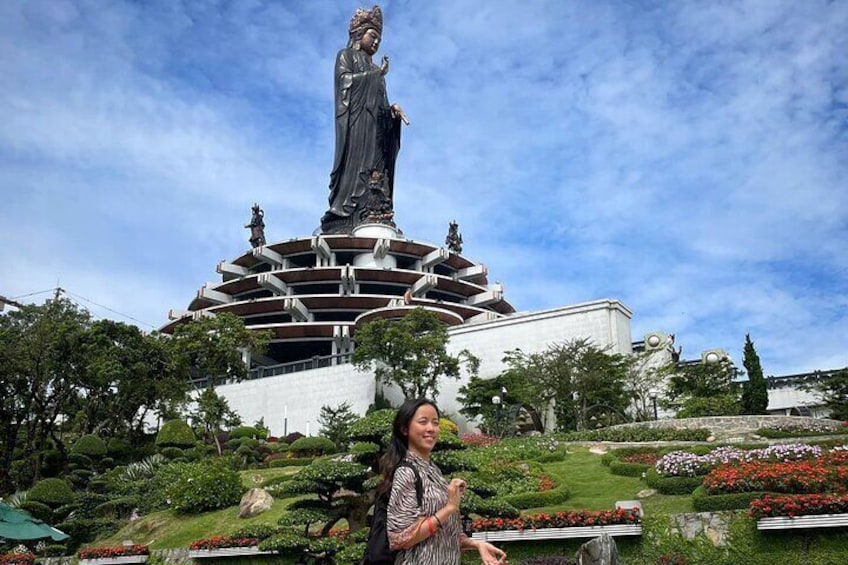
[349,5,383,51]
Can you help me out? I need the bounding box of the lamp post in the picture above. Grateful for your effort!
[491,394,502,438]
[649,390,659,421]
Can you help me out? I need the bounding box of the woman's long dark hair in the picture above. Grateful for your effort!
[376,398,440,495]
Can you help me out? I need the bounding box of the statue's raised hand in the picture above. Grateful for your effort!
[391,103,409,125]
[380,55,389,75]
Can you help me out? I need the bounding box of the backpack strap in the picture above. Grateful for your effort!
[395,461,424,508]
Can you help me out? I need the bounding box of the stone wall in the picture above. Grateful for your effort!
[608,415,845,439]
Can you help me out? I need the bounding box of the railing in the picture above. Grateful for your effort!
[189,353,353,388]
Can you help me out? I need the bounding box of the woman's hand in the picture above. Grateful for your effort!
[477,541,507,565]
[380,55,389,75]
[446,478,466,511]
[391,103,410,125]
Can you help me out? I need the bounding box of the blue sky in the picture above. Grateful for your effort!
[1,0,846,376]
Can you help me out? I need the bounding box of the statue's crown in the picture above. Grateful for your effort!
[349,5,382,38]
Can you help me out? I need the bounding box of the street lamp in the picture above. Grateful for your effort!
[648,390,659,421]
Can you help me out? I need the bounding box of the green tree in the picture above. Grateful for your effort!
[169,313,270,388]
[66,320,185,438]
[462,339,632,433]
[740,334,769,414]
[190,388,242,455]
[0,298,90,491]
[804,368,848,421]
[663,358,741,417]
[317,402,359,450]
[457,370,545,434]
[351,308,479,399]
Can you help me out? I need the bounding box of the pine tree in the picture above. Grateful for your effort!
[741,334,769,414]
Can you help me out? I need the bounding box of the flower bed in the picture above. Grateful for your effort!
[78,545,149,564]
[471,509,642,542]
[0,553,35,565]
[655,444,823,478]
[750,493,848,519]
[189,537,260,550]
[703,449,848,495]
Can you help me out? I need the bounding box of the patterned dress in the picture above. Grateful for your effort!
[386,452,465,564]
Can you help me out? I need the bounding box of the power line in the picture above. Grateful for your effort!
[62,289,157,329]
[3,286,157,329]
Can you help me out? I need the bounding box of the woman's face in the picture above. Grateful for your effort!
[360,28,381,55]
[404,404,440,456]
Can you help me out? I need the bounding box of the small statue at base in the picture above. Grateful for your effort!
[360,169,396,225]
[246,203,266,248]
[446,220,463,254]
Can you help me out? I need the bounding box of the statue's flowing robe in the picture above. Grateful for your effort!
[323,47,401,232]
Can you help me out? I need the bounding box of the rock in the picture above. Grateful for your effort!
[706,435,716,442]
[636,489,656,499]
[574,533,619,565]
[238,488,274,519]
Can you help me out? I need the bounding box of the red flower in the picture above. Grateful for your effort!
[78,546,150,560]
[189,537,259,551]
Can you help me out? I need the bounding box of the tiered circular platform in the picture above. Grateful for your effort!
[161,224,515,367]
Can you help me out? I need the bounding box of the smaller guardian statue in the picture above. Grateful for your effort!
[246,203,266,248]
[445,220,463,254]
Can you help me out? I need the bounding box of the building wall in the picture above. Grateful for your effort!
[215,299,633,435]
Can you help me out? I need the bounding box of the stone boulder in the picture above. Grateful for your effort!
[574,533,619,565]
[238,488,274,519]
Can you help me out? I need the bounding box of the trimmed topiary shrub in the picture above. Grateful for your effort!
[536,450,567,463]
[39,545,68,558]
[19,500,53,521]
[67,453,92,468]
[691,486,769,512]
[502,487,571,509]
[162,458,244,513]
[289,436,336,457]
[646,468,703,495]
[28,478,75,507]
[229,426,259,439]
[462,493,520,518]
[283,432,305,445]
[106,438,133,461]
[71,434,107,458]
[160,447,185,460]
[94,496,139,519]
[155,419,196,449]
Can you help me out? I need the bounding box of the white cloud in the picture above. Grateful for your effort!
[1,0,845,375]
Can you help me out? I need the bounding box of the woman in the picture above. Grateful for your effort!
[382,398,508,565]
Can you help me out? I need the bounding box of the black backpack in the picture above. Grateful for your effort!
[362,461,423,565]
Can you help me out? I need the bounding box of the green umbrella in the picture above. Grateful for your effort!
[0,502,69,542]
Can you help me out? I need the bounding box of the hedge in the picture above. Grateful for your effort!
[502,487,571,509]
[67,453,92,468]
[645,468,703,495]
[558,427,711,442]
[71,434,107,458]
[269,457,313,468]
[609,461,650,477]
[162,459,244,513]
[289,436,336,457]
[691,486,769,512]
[28,478,75,507]
[159,446,185,460]
[155,419,196,448]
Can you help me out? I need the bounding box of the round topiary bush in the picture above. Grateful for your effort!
[162,459,244,513]
[289,436,336,457]
[68,453,92,468]
[28,478,75,508]
[160,446,185,460]
[106,438,133,461]
[71,434,107,458]
[155,419,196,449]
[229,426,259,439]
[19,500,54,521]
